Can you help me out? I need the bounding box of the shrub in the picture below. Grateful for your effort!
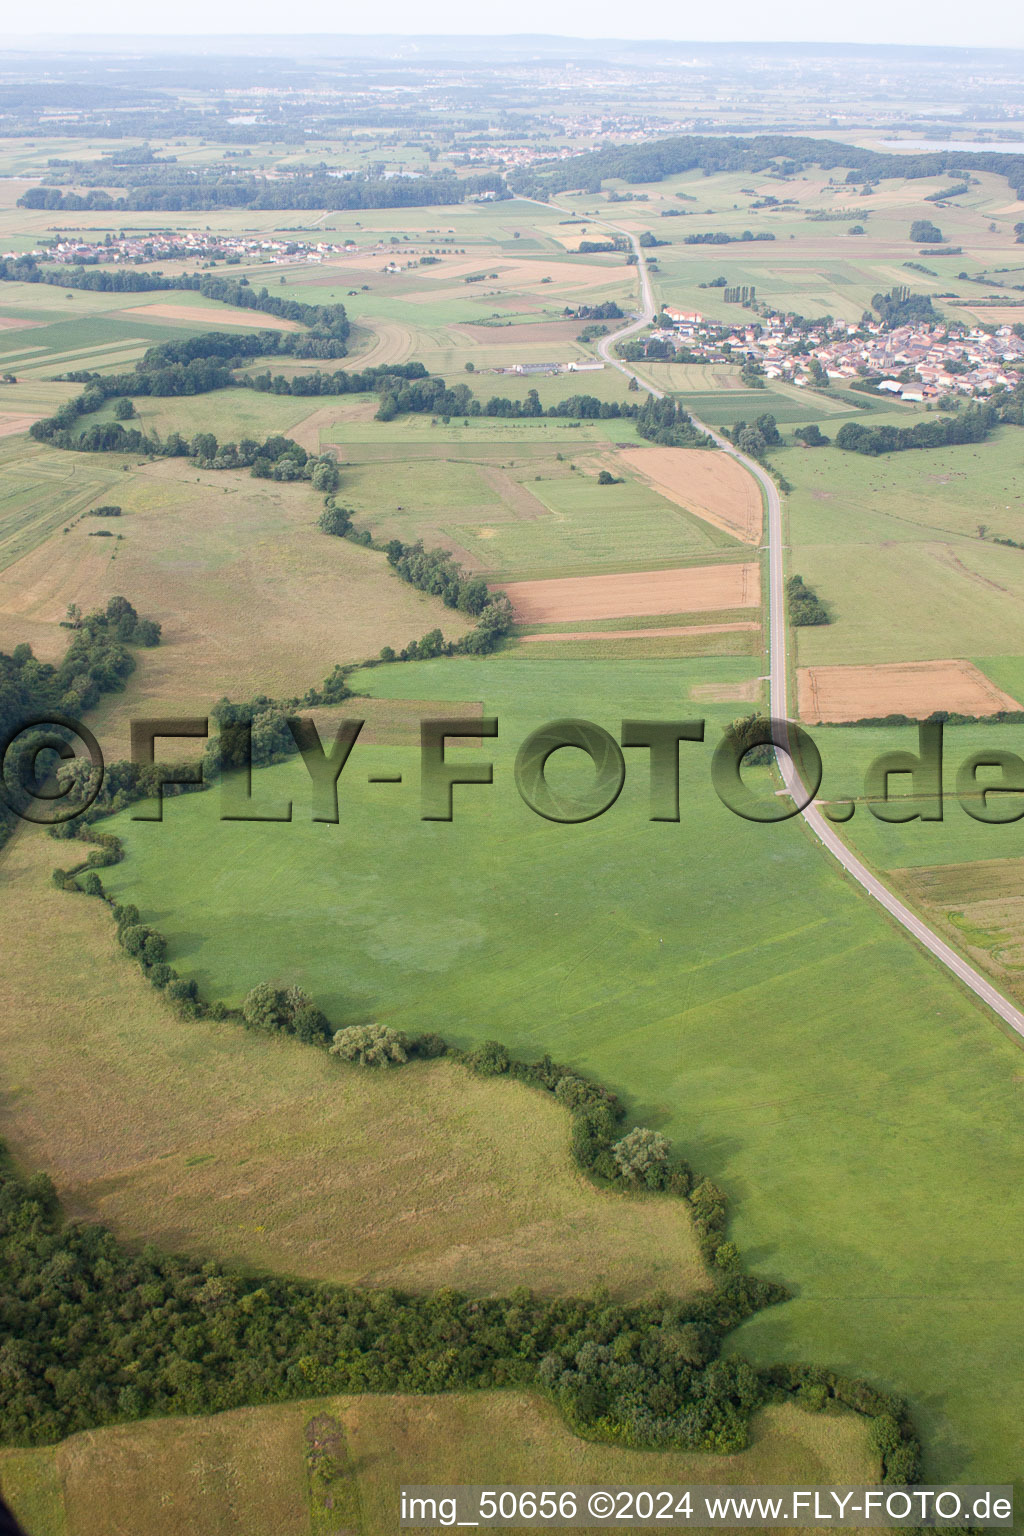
[612,1127,672,1188]
[464,1039,510,1076]
[241,982,330,1041]
[80,872,104,897]
[331,1023,409,1066]
[317,501,352,537]
[411,1031,448,1059]
[166,977,200,1016]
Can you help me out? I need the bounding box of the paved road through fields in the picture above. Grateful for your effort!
[589,220,1024,1043]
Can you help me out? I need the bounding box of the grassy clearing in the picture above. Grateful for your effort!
[0,1394,876,1536]
[506,629,758,659]
[0,454,471,754]
[90,655,1024,1487]
[0,828,706,1301]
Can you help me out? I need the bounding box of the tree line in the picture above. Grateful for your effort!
[17,169,508,213]
[835,405,997,455]
[377,539,515,658]
[682,231,775,245]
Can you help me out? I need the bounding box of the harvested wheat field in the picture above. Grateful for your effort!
[343,319,415,368]
[520,621,758,643]
[122,302,300,330]
[502,562,759,623]
[619,446,762,543]
[798,659,1023,724]
[0,412,41,438]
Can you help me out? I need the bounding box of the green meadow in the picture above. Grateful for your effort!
[99,655,1024,1491]
[776,427,1024,666]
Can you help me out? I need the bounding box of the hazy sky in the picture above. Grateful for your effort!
[1,0,1022,48]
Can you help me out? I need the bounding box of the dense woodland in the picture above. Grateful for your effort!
[17,168,508,213]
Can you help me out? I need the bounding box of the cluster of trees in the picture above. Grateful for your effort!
[635,395,711,448]
[925,183,969,202]
[910,219,943,243]
[17,170,507,214]
[724,413,781,461]
[565,300,624,320]
[31,379,340,484]
[72,594,161,648]
[683,231,775,245]
[617,337,685,362]
[0,598,162,850]
[794,424,830,448]
[384,541,491,615]
[576,238,628,255]
[871,285,940,329]
[787,574,829,627]
[836,404,997,455]
[241,983,332,1044]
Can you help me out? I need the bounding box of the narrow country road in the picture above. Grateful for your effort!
[591,222,1024,1043]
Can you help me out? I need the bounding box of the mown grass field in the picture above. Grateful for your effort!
[776,427,1024,666]
[90,655,1024,1489]
[0,1394,876,1536]
[0,828,706,1301]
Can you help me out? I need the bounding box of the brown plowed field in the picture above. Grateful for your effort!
[0,413,41,438]
[797,659,1023,723]
[619,447,762,544]
[502,562,759,623]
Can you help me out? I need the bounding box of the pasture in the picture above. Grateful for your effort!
[89,654,1024,1487]
[0,1395,876,1536]
[776,428,1024,667]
